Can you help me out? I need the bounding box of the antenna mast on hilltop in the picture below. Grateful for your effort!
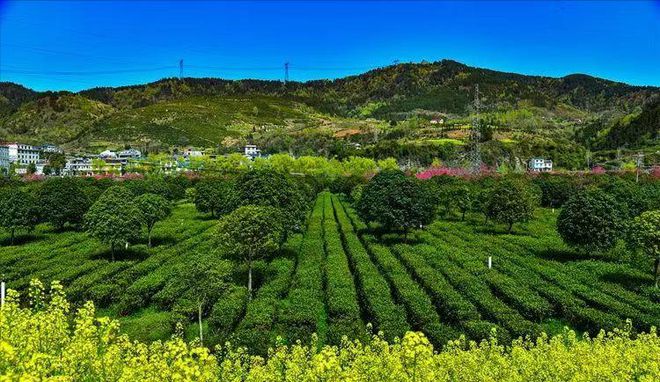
[179,59,184,79]
[468,84,483,173]
[284,62,290,84]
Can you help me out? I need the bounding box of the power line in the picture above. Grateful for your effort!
[0,66,177,76]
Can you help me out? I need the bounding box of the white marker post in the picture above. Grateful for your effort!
[1,281,5,307]
[488,256,492,270]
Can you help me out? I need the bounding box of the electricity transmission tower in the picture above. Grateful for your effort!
[284,62,289,84]
[179,59,184,79]
[468,84,482,173]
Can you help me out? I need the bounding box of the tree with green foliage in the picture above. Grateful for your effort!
[134,193,172,247]
[486,177,539,233]
[169,260,233,345]
[557,189,624,253]
[600,177,650,218]
[36,178,91,230]
[357,170,435,238]
[534,174,576,208]
[453,182,475,221]
[216,205,284,299]
[0,187,38,245]
[194,179,237,218]
[43,152,66,175]
[84,186,141,261]
[235,169,308,234]
[625,210,660,288]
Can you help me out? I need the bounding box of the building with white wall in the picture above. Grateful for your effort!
[244,144,261,160]
[6,143,40,166]
[528,158,553,172]
[117,148,142,160]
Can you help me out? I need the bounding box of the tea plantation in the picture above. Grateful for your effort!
[1,190,658,352]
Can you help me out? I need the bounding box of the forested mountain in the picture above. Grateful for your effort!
[1,60,658,166]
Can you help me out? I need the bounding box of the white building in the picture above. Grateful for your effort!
[528,158,553,172]
[64,157,94,176]
[183,147,204,158]
[6,143,40,166]
[244,144,261,160]
[40,144,63,154]
[0,145,9,175]
[118,148,142,160]
[99,150,117,159]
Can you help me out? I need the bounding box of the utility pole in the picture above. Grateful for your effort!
[284,62,289,84]
[179,59,184,79]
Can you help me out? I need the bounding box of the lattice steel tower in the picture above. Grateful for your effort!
[468,84,483,173]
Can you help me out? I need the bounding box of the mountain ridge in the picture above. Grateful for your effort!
[1,59,658,165]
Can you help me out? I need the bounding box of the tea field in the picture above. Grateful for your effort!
[1,192,658,352]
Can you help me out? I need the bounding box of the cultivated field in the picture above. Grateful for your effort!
[1,192,658,353]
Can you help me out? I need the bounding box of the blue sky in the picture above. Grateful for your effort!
[1,1,658,91]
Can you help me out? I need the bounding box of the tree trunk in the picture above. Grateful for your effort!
[248,261,253,301]
[10,228,15,245]
[461,211,466,221]
[111,244,115,262]
[198,302,204,345]
[147,227,152,248]
[508,222,513,233]
[655,257,659,289]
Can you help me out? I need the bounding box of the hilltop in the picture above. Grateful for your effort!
[1,60,658,167]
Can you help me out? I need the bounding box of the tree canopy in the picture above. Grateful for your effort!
[557,188,624,253]
[0,187,38,245]
[194,179,237,218]
[235,169,308,234]
[134,193,172,247]
[84,186,141,260]
[626,210,660,288]
[485,177,539,233]
[36,178,91,230]
[357,170,435,236]
[216,205,285,298]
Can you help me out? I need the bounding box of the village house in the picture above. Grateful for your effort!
[528,157,553,172]
[244,144,261,160]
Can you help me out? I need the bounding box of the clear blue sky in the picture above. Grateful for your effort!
[1,1,658,91]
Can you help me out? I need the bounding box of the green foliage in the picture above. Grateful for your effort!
[134,193,172,247]
[84,186,141,260]
[533,174,577,208]
[193,178,237,218]
[557,188,624,252]
[0,187,38,244]
[235,169,309,233]
[36,177,91,229]
[599,177,652,218]
[626,211,660,288]
[486,177,539,233]
[357,170,435,235]
[216,205,285,296]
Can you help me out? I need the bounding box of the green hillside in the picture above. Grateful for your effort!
[0,60,657,166]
